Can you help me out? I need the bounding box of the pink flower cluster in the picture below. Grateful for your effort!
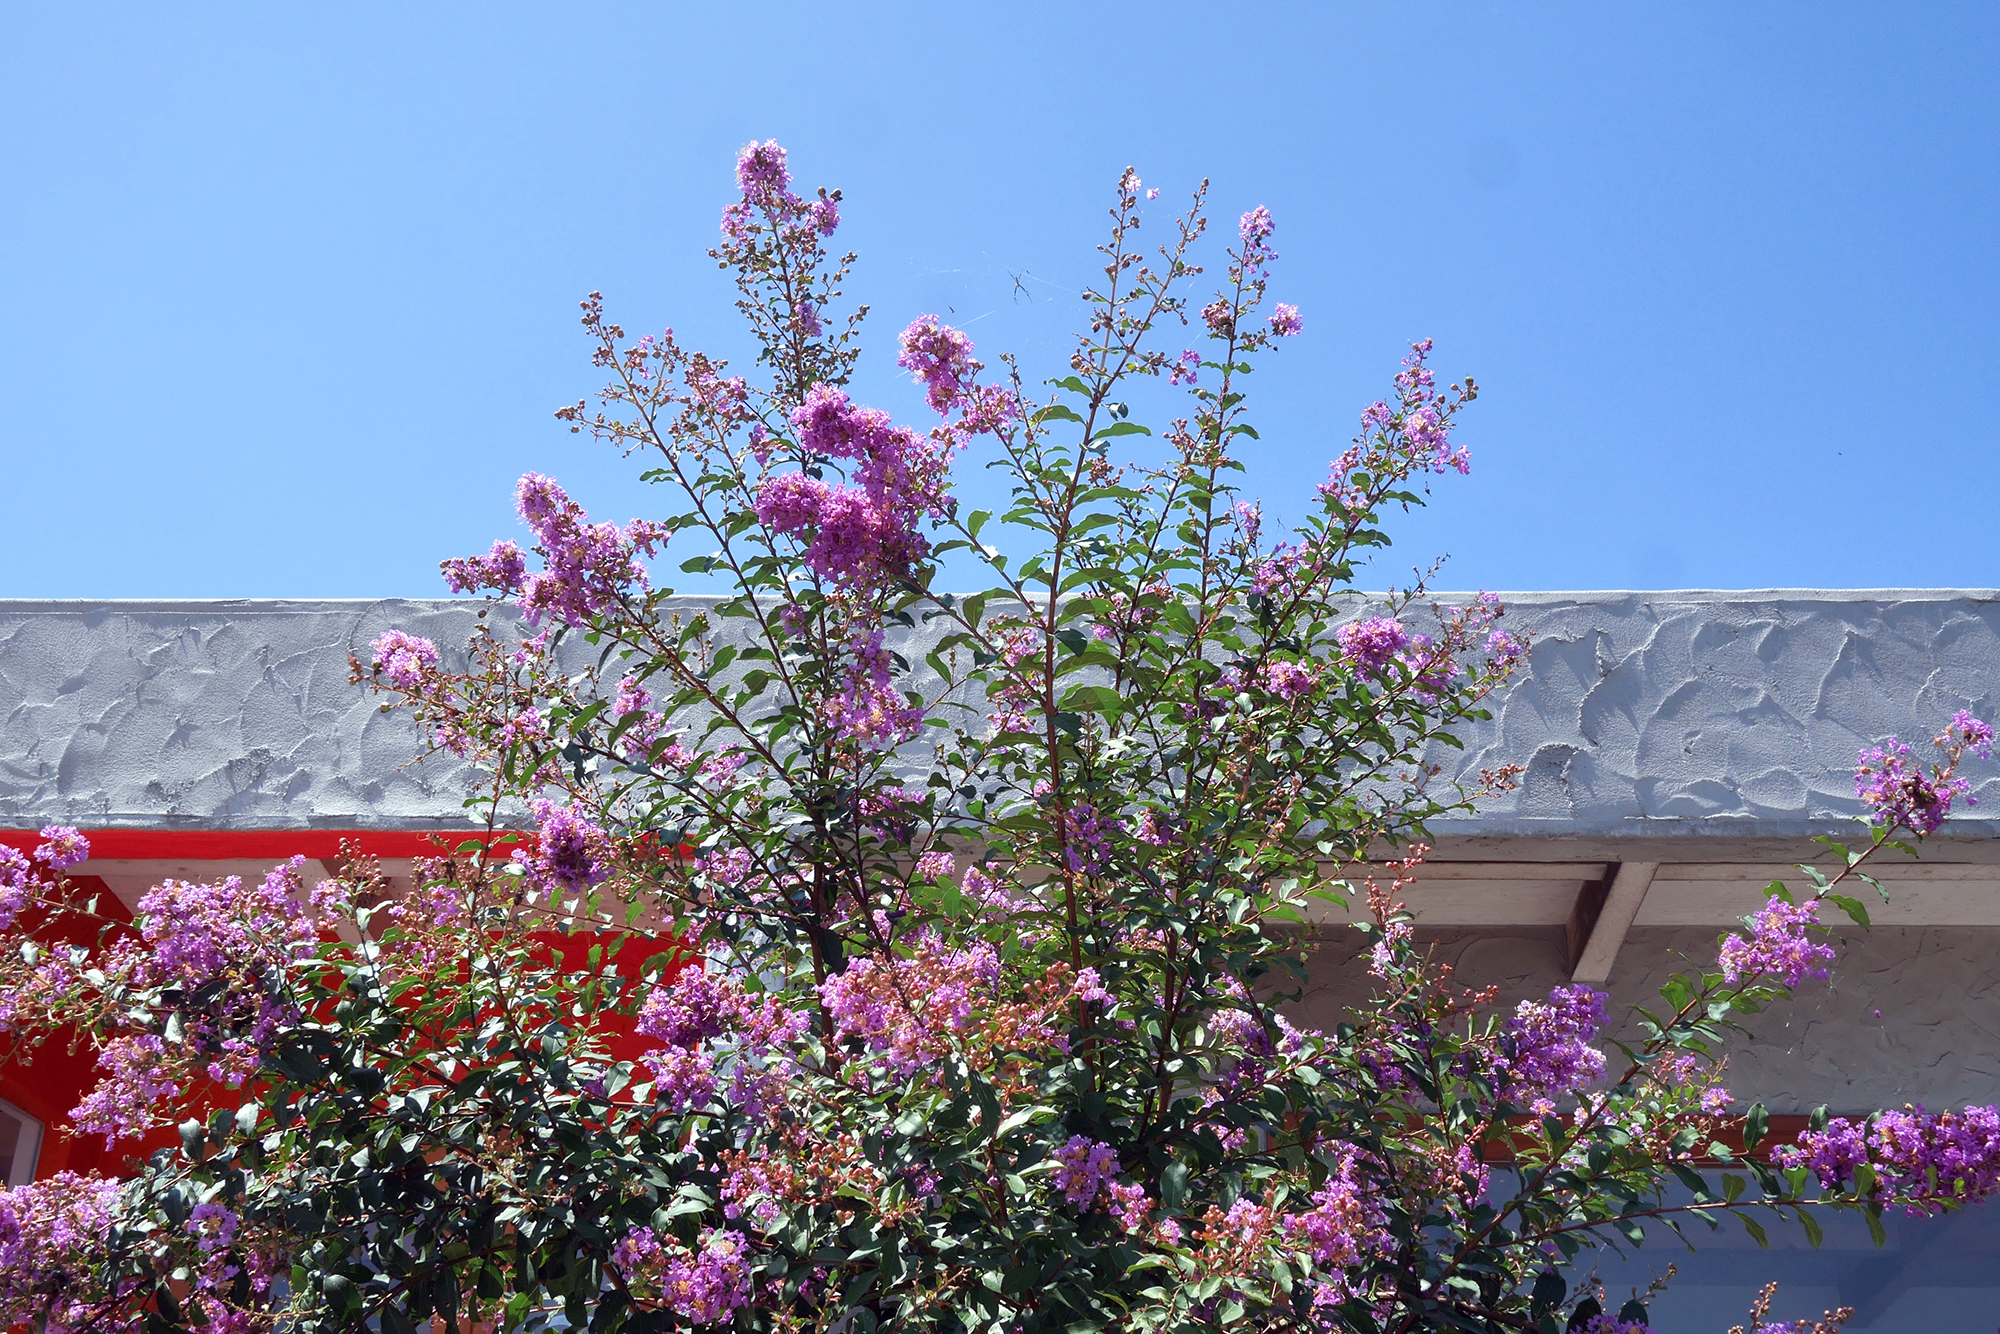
[721,140,839,243]
[1335,617,1409,676]
[822,631,922,747]
[1717,894,1834,988]
[1342,340,1469,483]
[1051,1135,1121,1208]
[1781,1104,2000,1214]
[369,630,439,691]
[515,799,610,894]
[755,384,958,588]
[1502,985,1607,1110]
[635,967,806,1117]
[1061,804,1121,875]
[1856,737,1968,835]
[817,934,1008,1077]
[443,474,667,630]
[72,859,322,1139]
[610,1225,753,1324]
[0,1171,121,1331]
[1284,1144,1387,1295]
[896,316,976,415]
[0,825,91,931]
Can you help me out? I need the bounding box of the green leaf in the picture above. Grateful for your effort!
[1744,1103,1770,1152]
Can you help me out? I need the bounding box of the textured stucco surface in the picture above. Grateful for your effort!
[2,594,1997,1112]
[2,591,1997,839]
[1289,924,2000,1114]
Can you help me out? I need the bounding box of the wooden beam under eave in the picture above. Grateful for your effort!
[1569,862,1660,986]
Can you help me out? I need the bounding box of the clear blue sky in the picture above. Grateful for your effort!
[4,3,1995,597]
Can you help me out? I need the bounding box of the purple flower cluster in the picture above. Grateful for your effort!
[73,858,325,1134]
[0,1171,121,1330]
[71,1033,181,1142]
[896,315,977,415]
[1951,708,1995,758]
[33,825,90,873]
[610,1226,753,1324]
[1856,737,1968,835]
[1239,205,1277,273]
[0,826,89,931]
[1061,804,1122,875]
[1871,1104,2000,1212]
[612,672,662,757]
[818,934,1002,1077]
[635,967,804,1116]
[822,631,923,747]
[1284,1144,1386,1282]
[1336,616,1410,676]
[1580,1319,1651,1334]
[1718,894,1835,988]
[1268,303,1303,337]
[443,475,667,630]
[1051,1135,1121,1208]
[1169,349,1200,386]
[755,385,957,588]
[369,630,439,691]
[1260,660,1316,702]
[1503,985,1607,1109]
[440,540,527,597]
[1782,1104,2000,1214]
[517,799,610,894]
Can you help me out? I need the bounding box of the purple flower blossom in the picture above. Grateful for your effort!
[1268,303,1303,337]
[440,539,527,596]
[823,631,923,747]
[1951,709,1994,758]
[757,384,962,587]
[1503,985,1607,1106]
[1238,206,1277,272]
[518,799,609,893]
[1260,660,1315,702]
[1718,894,1834,988]
[612,1226,754,1325]
[0,847,36,931]
[369,630,439,690]
[186,1202,239,1254]
[1051,1135,1120,1208]
[1857,737,1968,834]
[508,475,668,629]
[1783,1104,2000,1214]
[1869,1104,2000,1213]
[897,315,978,415]
[0,1171,121,1329]
[1105,1180,1151,1231]
[33,825,89,872]
[818,935,1002,1077]
[1284,1144,1384,1276]
[71,1033,180,1143]
[1336,616,1410,676]
[1061,804,1121,875]
[1778,1115,1870,1189]
[1580,1320,1651,1334]
[1169,349,1200,386]
[637,968,737,1048]
[809,196,839,236]
[735,139,789,196]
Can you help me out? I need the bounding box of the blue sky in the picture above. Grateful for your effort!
[3,2,1995,597]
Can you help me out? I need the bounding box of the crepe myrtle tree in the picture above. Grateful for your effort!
[2,142,1997,1334]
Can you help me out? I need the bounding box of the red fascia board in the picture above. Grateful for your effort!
[0,829,497,859]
